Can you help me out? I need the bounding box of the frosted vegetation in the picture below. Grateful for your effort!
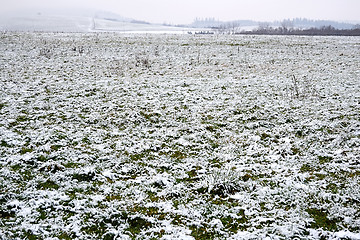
[0,32,359,239]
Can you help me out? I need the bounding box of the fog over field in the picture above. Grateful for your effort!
[2,0,360,24]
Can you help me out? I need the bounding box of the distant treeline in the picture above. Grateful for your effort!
[189,17,360,36]
[239,25,360,36]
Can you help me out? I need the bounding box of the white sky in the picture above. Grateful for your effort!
[2,0,360,24]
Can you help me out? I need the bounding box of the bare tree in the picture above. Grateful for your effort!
[258,22,271,33]
[230,21,240,34]
[281,19,294,33]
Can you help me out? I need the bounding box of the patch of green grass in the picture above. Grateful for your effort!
[37,179,59,190]
[189,224,216,240]
[105,194,122,201]
[170,213,187,225]
[170,150,187,160]
[128,205,166,221]
[103,232,117,240]
[126,216,152,237]
[54,131,67,140]
[20,146,34,154]
[209,157,223,168]
[241,173,252,182]
[187,169,198,178]
[315,173,326,180]
[72,172,95,182]
[63,161,82,168]
[291,147,301,155]
[16,115,30,122]
[220,213,248,233]
[326,183,339,194]
[37,209,48,220]
[259,202,267,211]
[205,125,216,132]
[158,148,188,161]
[50,145,62,151]
[10,164,34,180]
[0,140,11,147]
[300,163,315,173]
[146,190,161,201]
[36,155,48,162]
[210,197,240,209]
[81,220,107,237]
[21,169,34,181]
[209,139,221,149]
[156,165,171,173]
[58,232,75,240]
[129,152,149,161]
[260,132,271,140]
[81,136,91,144]
[61,208,76,222]
[0,102,6,110]
[22,231,41,240]
[10,164,22,171]
[318,126,335,134]
[0,209,16,219]
[140,111,161,123]
[196,187,207,195]
[295,130,304,138]
[306,208,340,231]
[318,155,333,164]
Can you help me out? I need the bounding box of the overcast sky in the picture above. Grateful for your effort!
[2,0,360,24]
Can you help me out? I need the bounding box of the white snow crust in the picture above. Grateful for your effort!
[0,32,359,239]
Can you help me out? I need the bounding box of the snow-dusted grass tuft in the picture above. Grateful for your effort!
[204,168,243,197]
[0,32,359,239]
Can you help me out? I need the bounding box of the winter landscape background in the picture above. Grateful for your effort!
[0,2,360,239]
[1,31,359,239]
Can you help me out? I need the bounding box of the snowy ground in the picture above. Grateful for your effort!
[0,32,359,239]
[93,18,196,34]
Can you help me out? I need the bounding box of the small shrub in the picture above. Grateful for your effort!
[205,168,242,197]
[39,48,52,58]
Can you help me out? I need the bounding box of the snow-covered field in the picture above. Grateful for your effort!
[0,32,359,239]
[93,19,196,34]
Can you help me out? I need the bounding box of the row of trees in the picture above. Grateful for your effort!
[241,24,360,36]
[191,17,360,36]
[211,19,360,36]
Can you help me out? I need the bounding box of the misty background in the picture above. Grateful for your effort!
[0,0,359,32]
[2,0,360,24]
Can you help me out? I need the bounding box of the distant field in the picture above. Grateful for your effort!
[0,32,359,239]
